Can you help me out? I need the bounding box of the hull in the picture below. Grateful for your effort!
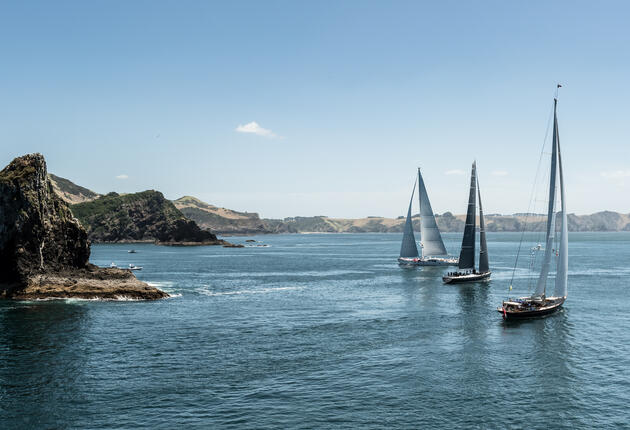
[498,297,565,320]
[442,271,491,284]
[398,257,458,266]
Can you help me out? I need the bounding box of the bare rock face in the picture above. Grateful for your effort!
[0,154,167,300]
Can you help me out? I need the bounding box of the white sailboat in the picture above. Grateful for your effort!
[499,94,568,319]
[398,168,458,266]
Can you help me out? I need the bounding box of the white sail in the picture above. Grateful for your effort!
[417,168,448,257]
[477,174,489,274]
[553,105,568,298]
[534,98,559,298]
[399,180,419,258]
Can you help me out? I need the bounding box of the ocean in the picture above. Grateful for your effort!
[1,232,629,429]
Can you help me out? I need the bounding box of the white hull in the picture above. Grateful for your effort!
[398,257,458,266]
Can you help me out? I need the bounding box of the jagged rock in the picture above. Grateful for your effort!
[222,243,245,248]
[0,153,168,300]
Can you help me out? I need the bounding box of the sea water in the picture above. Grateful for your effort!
[1,232,629,429]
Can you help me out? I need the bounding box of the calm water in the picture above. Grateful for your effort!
[1,232,629,429]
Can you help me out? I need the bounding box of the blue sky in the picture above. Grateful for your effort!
[1,1,628,218]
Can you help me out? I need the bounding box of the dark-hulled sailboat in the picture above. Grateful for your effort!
[398,169,458,266]
[499,95,567,319]
[442,162,491,283]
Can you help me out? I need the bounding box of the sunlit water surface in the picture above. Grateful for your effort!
[1,232,629,429]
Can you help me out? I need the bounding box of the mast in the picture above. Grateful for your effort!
[534,98,559,298]
[418,168,448,257]
[457,162,477,271]
[477,173,489,273]
[399,180,419,258]
[553,99,568,298]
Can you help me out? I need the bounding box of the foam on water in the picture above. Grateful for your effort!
[198,285,303,296]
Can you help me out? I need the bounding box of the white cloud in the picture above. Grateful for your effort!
[116,174,129,180]
[444,169,465,176]
[601,170,630,179]
[235,121,277,138]
[492,170,508,176]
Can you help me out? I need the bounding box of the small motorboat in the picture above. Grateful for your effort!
[128,249,137,253]
[128,264,142,271]
[110,262,118,268]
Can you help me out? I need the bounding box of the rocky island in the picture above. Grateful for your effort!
[0,154,168,300]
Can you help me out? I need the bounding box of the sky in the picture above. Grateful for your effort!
[1,1,629,218]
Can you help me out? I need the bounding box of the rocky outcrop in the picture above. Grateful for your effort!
[71,191,227,245]
[0,153,168,300]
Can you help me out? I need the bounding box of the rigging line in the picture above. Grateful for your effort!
[509,98,555,294]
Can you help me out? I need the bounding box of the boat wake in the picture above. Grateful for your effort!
[199,286,303,297]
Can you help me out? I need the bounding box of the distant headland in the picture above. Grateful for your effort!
[51,175,630,236]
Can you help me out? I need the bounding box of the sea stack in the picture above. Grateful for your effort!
[0,153,168,300]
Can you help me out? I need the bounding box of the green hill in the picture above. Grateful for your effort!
[71,191,225,245]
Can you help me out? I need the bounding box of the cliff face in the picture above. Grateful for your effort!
[174,196,271,235]
[0,154,167,299]
[0,154,90,286]
[71,191,225,245]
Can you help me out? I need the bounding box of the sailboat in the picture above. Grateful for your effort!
[398,168,458,266]
[498,96,567,319]
[442,162,491,283]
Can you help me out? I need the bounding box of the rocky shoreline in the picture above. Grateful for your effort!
[5,264,169,300]
[158,240,229,246]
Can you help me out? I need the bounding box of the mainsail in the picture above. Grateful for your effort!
[399,180,419,258]
[417,168,448,257]
[534,98,559,298]
[477,175,489,273]
[553,100,568,298]
[457,162,477,271]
